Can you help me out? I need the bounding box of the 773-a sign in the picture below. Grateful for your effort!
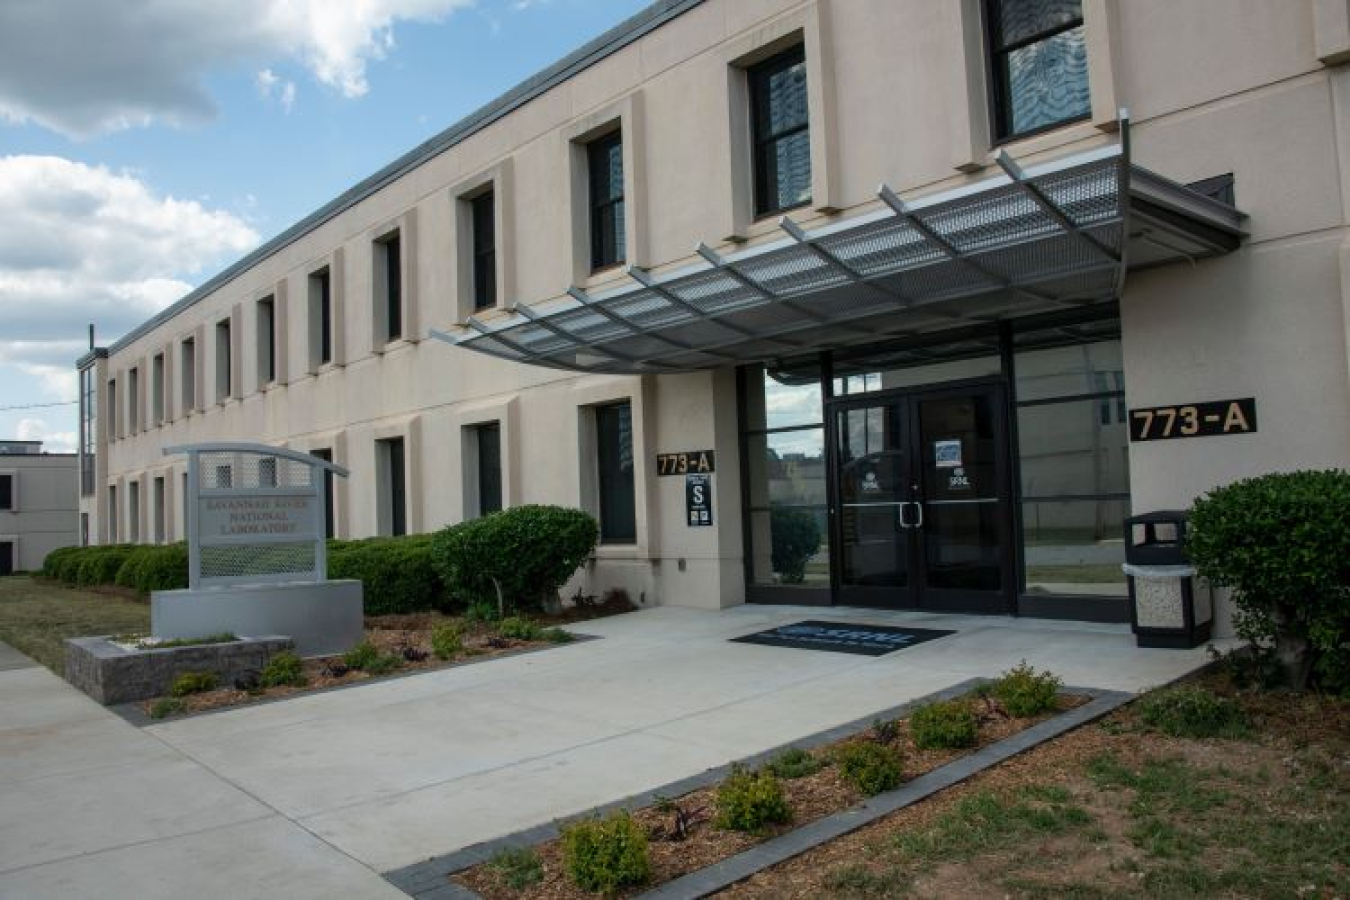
[1128,398,1256,442]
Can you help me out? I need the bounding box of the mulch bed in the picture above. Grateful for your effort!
[454,692,1086,899]
[138,597,634,718]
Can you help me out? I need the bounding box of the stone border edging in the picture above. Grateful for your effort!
[383,680,1107,895]
[109,633,601,728]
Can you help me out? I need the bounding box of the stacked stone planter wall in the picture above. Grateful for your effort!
[65,635,294,705]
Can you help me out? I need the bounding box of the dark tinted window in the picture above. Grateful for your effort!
[476,423,502,516]
[987,0,1089,140]
[381,234,402,341]
[381,438,407,537]
[311,448,335,539]
[749,45,811,216]
[0,474,11,510]
[472,191,496,310]
[596,402,636,543]
[588,132,625,271]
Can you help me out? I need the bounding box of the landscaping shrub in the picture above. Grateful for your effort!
[149,697,186,719]
[260,651,306,688]
[992,662,1062,717]
[53,547,92,584]
[764,747,824,780]
[169,671,218,697]
[910,699,979,750]
[486,847,543,890]
[770,507,821,584]
[327,534,448,616]
[342,640,402,675]
[542,627,574,644]
[1135,685,1250,739]
[114,544,189,594]
[1188,469,1350,692]
[835,741,905,796]
[560,810,651,894]
[430,505,598,613]
[496,616,543,641]
[75,546,138,587]
[41,546,82,580]
[430,622,464,660]
[714,765,792,832]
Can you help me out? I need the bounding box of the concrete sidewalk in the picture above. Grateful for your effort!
[0,606,1227,897]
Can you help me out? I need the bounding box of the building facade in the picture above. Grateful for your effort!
[77,0,1350,633]
[1,441,78,574]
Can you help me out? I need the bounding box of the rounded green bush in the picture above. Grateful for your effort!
[714,765,792,832]
[991,662,1062,718]
[430,506,598,614]
[1189,469,1350,691]
[430,622,464,660]
[560,810,651,894]
[41,546,83,580]
[169,671,218,697]
[260,651,306,688]
[770,507,821,584]
[1135,686,1250,739]
[133,544,188,593]
[764,747,824,780]
[835,741,905,796]
[909,699,979,750]
[327,534,448,616]
[53,547,96,584]
[75,546,138,587]
[496,616,543,641]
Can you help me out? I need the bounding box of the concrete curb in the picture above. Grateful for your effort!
[384,680,1132,899]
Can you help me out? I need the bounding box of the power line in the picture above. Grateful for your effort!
[0,400,78,412]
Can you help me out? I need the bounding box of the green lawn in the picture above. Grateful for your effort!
[0,576,150,672]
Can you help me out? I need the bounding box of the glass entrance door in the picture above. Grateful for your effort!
[832,383,1011,613]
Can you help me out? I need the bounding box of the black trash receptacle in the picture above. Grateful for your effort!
[1122,510,1212,648]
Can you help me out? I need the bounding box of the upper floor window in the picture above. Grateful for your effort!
[986,0,1090,141]
[588,132,625,271]
[180,337,196,413]
[107,378,117,441]
[471,191,496,310]
[309,267,333,368]
[375,232,402,343]
[151,353,165,425]
[0,473,12,511]
[749,45,811,216]
[257,295,276,385]
[127,366,140,432]
[79,367,95,496]
[215,318,233,402]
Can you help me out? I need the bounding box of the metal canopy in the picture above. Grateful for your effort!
[431,136,1245,375]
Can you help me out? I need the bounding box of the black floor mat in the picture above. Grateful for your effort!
[731,620,955,656]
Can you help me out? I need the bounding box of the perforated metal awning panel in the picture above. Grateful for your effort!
[431,141,1245,374]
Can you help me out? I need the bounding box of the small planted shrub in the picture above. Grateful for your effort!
[560,810,651,894]
[1135,685,1250,739]
[542,626,574,644]
[486,847,543,890]
[260,651,306,688]
[714,765,792,832]
[770,507,821,584]
[992,662,1062,717]
[496,616,543,641]
[149,697,187,719]
[364,653,403,676]
[169,671,218,697]
[764,747,824,780]
[430,622,464,660]
[343,641,381,671]
[430,505,599,614]
[909,699,979,750]
[328,535,449,616]
[835,741,905,796]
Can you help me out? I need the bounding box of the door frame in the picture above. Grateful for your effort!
[826,376,1016,614]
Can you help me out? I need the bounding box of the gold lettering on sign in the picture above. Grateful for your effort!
[1224,402,1251,433]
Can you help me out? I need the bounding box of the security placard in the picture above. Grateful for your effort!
[686,473,713,527]
[1128,398,1257,442]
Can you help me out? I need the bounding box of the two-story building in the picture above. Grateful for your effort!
[77,0,1350,633]
[1,441,78,574]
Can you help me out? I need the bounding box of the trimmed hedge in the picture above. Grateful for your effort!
[327,534,449,615]
[114,544,189,594]
[430,506,598,614]
[74,546,139,587]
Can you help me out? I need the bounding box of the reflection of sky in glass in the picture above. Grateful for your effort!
[763,375,821,430]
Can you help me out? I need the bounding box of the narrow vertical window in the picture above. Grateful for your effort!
[180,337,196,413]
[109,485,118,542]
[257,295,276,385]
[127,367,140,432]
[80,367,95,496]
[0,474,12,511]
[376,232,402,342]
[986,0,1089,140]
[151,354,164,425]
[471,191,496,310]
[749,45,811,216]
[107,378,117,440]
[311,448,336,539]
[595,402,636,543]
[588,132,625,271]
[378,438,407,537]
[310,268,333,367]
[128,480,140,543]
[153,476,165,544]
[215,318,232,401]
[476,422,502,516]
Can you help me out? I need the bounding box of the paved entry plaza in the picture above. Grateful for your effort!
[0,606,1227,899]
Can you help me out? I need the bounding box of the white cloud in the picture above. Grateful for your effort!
[256,68,297,112]
[15,417,76,454]
[0,155,259,350]
[0,0,473,137]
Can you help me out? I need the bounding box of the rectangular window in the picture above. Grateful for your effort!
[180,337,196,413]
[588,132,625,271]
[109,485,118,542]
[107,378,117,440]
[986,0,1090,141]
[476,423,502,517]
[80,367,95,496]
[749,44,812,216]
[153,476,165,543]
[595,402,636,543]
[311,448,335,539]
[127,367,140,432]
[151,353,164,425]
[0,473,12,511]
[377,438,407,537]
[128,480,140,543]
[471,191,496,310]
[215,318,232,401]
[310,268,333,367]
[257,295,276,385]
[375,232,402,342]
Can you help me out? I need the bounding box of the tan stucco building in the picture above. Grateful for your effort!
[77,0,1350,635]
[1,441,78,574]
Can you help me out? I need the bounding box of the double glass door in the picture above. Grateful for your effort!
[832,383,1011,613]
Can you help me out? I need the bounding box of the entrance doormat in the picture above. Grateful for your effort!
[731,620,955,656]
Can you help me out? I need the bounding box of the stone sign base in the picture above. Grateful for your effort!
[66,635,294,705]
[152,580,364,657]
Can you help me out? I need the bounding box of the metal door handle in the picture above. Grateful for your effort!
[911,501,924,529]
[896,503,912,529]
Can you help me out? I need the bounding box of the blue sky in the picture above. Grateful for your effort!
[0,0,651,450]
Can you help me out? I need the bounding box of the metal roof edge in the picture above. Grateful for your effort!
[108,0,707,355]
